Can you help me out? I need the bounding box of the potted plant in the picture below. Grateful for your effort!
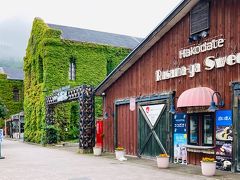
[115,146,126,160]
[156,153,170,168]
[93,144,102,156]
[201,157,217,176]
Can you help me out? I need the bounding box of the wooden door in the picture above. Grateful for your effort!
[138,101,170,157]
[116,104,137,155]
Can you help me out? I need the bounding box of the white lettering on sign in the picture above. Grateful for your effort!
[217,116,231,121]
[204,53,240,70]
[155,63,201,81]
[179,38,225,59]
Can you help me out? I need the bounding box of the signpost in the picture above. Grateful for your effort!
[173,113,187,164]
[0,129,5,159]
[215,110,233,171]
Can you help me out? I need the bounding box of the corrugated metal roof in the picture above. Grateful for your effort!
[47,24,142,49]
[0,67,23,80]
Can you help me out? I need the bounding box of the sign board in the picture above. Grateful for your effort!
[216,110,232,126]
[215,110,233,171]
[52,85,70,103]
[173,113,187,164]
[142,104,165,126]
[174,115,187,134]
[52,90,68,103]
[53,85,70,94]
[179,38,224,59]
[129,97,136,111]
[0,129,3,142]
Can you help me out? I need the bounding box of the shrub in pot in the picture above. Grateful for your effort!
[93,145,102,156]
[115,146,126,160]
[156,153,170,168]
[201,157,216,176]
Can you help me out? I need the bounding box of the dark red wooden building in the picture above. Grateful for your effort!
[95,0,240,172]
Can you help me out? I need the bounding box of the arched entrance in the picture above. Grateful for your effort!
[45,85,95,153]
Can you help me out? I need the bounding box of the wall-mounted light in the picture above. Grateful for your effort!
[103,112,109,119]
[199,30,209,38]
[169,93,177,114]
[103,106,114,120]
[169,103,176,114]
[189,30,209,43]
[208,91,224,112]
[189,34,200,43]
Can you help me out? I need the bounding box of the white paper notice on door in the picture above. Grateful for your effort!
[142,104,165,126]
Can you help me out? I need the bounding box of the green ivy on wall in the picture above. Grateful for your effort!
[24,18,131,143]
[0,74,23,119]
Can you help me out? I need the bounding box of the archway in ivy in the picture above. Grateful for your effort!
[45,85,95,153]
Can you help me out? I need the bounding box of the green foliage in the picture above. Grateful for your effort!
[0,100,8,119]
[0,74,23,118]
[0,120,4,128]
[45,125,59,144]
[24,18,131,143]
[0,73,7,79]
[68,104,79,139]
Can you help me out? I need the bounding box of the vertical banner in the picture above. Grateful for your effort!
[215,110,233,171]
[173,113,187,164]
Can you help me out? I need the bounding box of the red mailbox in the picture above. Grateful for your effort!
[96,119,103,148]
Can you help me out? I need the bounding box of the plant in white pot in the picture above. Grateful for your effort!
[201,157,217,176]
[93,145,102,156]
[156,153,170,168]
[115,146,127,161]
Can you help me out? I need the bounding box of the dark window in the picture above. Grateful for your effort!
[202,114,214,145]
[188,113,214,146]
[39,56,43,83]
[69,57,76,81]
[190,0,210,35]
[106,59,113,75]
[189,115,199,145]
[13,88,20,102]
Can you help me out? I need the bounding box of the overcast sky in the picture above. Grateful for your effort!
[0,0,182,59]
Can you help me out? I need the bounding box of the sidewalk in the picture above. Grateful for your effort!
[95,153,240,180]
[54,144,240,180]
[6,138,240,179]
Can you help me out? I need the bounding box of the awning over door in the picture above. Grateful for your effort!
[177,87,217,108]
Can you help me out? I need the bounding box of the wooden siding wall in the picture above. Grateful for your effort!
[116,104,137,155]
[103,0,240,153]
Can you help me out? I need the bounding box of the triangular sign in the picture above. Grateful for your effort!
[142,104,165,126]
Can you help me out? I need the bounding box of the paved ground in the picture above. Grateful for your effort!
[0,139,240,180]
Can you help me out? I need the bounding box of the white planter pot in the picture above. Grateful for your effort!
[93,147,102,156]
[156,156,170,168]
[115,150,125,160]
[201,161,216,176]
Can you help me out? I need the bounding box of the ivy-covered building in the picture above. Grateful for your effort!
[0,67,24,118]
[24,18,141,143]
